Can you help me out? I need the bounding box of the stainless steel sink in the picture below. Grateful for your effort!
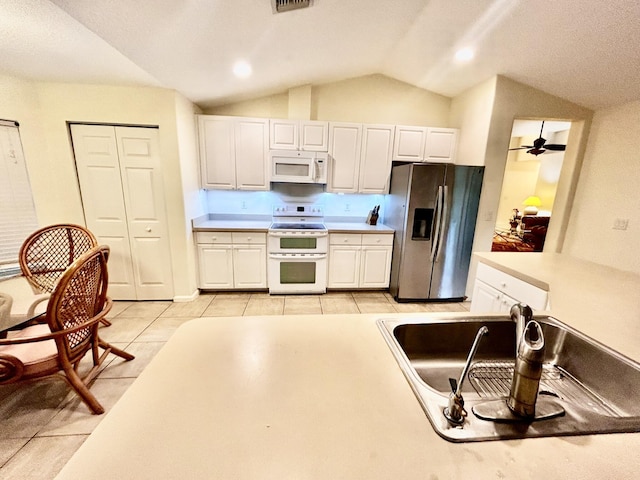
[378,316,640,442]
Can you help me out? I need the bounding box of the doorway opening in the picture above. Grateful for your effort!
[491,119,572,252]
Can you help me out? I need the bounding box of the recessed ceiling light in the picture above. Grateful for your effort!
[233,60,252,79]
[454,47,475,63]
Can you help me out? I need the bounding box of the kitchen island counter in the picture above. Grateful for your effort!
[57,310,639,479]
[473,252,640,361]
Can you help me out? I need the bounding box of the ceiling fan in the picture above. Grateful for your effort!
[509,121,566,156]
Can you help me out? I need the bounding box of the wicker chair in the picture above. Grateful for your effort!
[19,223,98,294]
[0,245,134,414]
[18,223,110,326]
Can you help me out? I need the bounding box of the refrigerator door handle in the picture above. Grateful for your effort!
[430,186,443,261]
[436,185,449,262]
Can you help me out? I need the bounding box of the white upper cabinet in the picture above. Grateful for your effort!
[328,122,362,193]
[328,123,394,194]
[234,118,270,190]
[198,115,269,190]
[424,128,458,163]
[393,126,427,161]
[199,115,236,189]
[393,125,458,163]
[359,124,394,194]
[269,119,328,151]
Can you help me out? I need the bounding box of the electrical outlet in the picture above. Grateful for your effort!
[241,201,247,210]
[612,218,629,230]
[344,203,351,212]
[483,211,494,222]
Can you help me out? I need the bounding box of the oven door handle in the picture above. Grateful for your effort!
[269,253,327,260]
[268,232,328,237]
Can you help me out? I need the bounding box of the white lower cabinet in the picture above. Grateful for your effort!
[196,232,267,290]
[470,262,548,313]
[328,233,393,289]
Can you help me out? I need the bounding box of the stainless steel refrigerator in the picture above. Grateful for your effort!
[384,163,484,301]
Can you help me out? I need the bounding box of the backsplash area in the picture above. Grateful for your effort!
[205,184,385,220]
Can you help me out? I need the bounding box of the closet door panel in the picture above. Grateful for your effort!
[70,124,137,299]
[115,127,174,300]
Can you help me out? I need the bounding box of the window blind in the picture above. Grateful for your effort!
[0,121,38,272]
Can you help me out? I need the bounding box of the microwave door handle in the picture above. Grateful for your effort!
[436,185,448,262]
[430,186,443,261]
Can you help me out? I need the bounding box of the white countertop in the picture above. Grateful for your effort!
[192,215,394,233]
[57,309,640,479]
[474,252,640,361]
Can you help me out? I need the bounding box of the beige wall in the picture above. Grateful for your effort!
[207,74,452,126]
[449,76,496,167]
[471,76,593,258]
[563,100,640,274]
[0,75,200,299]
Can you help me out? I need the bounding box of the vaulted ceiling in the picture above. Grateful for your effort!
[2,1,639,111]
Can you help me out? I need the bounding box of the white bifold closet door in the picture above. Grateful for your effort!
[71,124,174,300]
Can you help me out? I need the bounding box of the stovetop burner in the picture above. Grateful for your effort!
[270,222,326,231]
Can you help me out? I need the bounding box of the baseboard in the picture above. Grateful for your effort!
[172,290,199,303]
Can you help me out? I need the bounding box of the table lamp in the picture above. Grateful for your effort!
[522,196,541,215]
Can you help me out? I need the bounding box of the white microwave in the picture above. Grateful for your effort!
[270,150,328,184]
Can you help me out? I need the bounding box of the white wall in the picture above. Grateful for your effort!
[208,74,452,127]
[563,100,640,274]
[0,75,201,299]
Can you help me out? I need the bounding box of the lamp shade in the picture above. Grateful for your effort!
[522,196,541,215]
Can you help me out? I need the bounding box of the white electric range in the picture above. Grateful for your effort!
[267,204,328,294]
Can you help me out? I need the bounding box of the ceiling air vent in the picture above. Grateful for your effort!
[272,0,312,14]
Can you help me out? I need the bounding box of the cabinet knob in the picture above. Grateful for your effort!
[501,282,507,288]
[146,227,152,232]
[247,237,252,241]
[212,237,217,241]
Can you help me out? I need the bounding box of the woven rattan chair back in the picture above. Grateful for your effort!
[46,245,109,365]
[19,224,98,295]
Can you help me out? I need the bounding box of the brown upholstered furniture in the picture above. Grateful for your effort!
[0,245,134,414]
[520,216,550,251]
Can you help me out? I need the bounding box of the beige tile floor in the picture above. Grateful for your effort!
[0,291,469,479]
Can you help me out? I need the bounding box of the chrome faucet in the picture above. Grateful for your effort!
[444,325,489,425]
[508,303,545,418]
[510,303,533,349]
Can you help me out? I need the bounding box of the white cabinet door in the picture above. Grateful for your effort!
[328,122,362,193]
[328,245,360,288]
[360,245,392,288]
[393,126,427,161]
[470,280,502,313]
[270,119,298,150]
[424,128,458,163]
[197,245,234,289]
[235,118,269,190]
[198,116,236,189]
[233,244,267,288]
[300,121,328,151]
[359,124,394,194]
[470,279,519,313]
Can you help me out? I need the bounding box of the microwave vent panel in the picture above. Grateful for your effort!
[272,0,312,14]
